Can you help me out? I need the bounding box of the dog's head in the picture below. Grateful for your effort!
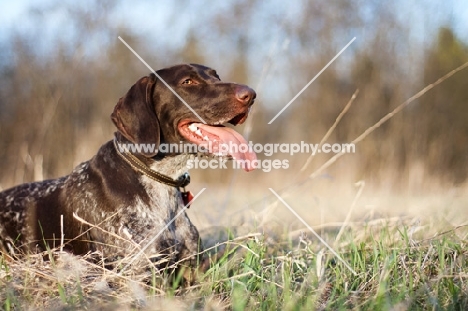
[111,64,256,171]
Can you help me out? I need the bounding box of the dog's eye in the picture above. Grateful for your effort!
[182,79,193,85]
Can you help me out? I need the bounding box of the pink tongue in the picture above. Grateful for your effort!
[197,124,257,171]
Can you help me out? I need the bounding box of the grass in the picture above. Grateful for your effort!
[1,217,467,310]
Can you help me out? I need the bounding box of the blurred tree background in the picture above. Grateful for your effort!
[0,0,467,192]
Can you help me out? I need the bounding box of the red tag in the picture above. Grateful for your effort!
[181,191,194,208]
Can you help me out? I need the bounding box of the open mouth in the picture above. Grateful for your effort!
[178,112,257,172]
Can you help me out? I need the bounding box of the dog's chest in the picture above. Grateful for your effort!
[115,175,183,245]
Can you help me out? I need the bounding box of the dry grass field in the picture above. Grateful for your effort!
[1,181,467,310]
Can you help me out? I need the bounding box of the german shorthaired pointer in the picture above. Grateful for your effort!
[0,64,256,274]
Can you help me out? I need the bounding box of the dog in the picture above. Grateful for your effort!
[0,64,256,275]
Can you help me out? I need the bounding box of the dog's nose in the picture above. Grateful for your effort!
[235,85,256,105]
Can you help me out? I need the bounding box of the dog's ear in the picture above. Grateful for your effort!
[111,74,159,157]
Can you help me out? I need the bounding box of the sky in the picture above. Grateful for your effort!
[1,1,467,46]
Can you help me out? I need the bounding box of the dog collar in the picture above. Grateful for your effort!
[113,138,190,188]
